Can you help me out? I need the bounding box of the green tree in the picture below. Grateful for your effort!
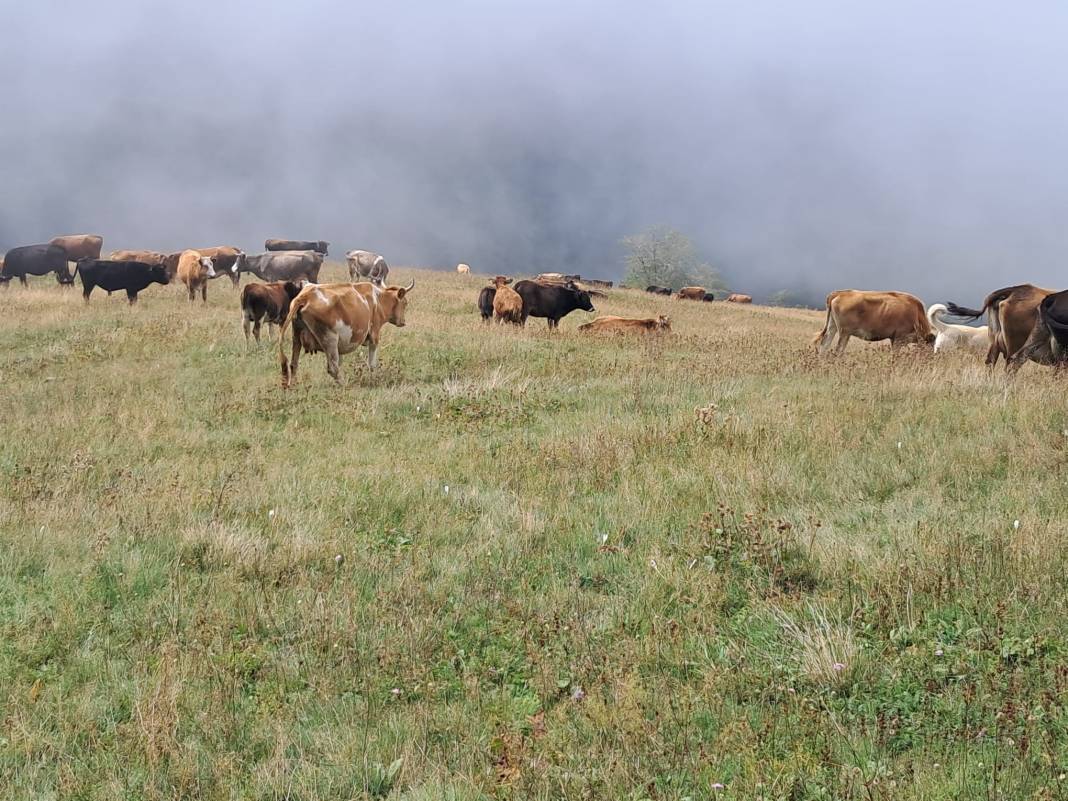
[621,226,726,293]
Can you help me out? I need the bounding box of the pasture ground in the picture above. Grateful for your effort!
[2,265,1068,800]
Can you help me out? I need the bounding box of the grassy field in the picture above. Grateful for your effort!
[3,264,1068,800]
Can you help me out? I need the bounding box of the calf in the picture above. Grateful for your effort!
[578,315,671,334]
[493,276,524,324]
[241,281,303,343]
[177,250,216,302]
[77,259,169,303]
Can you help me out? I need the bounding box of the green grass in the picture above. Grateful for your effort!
[3,265,1068,799]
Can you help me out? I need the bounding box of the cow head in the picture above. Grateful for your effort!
[387,280,415,327]
[200,256,216,278]
[150,264,170,285]
[493,275,512,288]
[569,286,595,313]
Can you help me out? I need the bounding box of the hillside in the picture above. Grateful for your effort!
[2,265,1067,799]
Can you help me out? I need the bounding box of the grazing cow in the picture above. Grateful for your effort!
[493,276,524,324]
[1005,290,1068,369]
[109,249,167,266]
[176,250,216,302]
[50,234,103,263]
[947,285,1057,368]
[926,303,989,354]
[279,280,415,386]
[240,280,302,343]
[646,285,672,295]
[346,250,389,285]
[457,263,471,274]
[702,294,715,302]
[77,259,169,303]
[578,315,671,333]
[815,290,934,354]
[1,244,75,286]
[478,286,496,321]
[195,246,243,287]
[234,251,323,283]
[727,294,752,303]
[676,286,707,301]
[265,239,329,255]
[512,279,595,329]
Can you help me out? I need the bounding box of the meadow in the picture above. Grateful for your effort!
[2,264,1068,800]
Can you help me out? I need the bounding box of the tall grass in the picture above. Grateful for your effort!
[2,265,1067,799]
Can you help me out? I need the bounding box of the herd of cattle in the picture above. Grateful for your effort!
[4,232,1068,381]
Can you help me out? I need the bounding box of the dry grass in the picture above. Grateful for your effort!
[2,265,1068,799]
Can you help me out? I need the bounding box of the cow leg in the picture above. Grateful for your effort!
[201,284,208,303]
[367,340,380,371]
[267,321,275,341]
[834,331,851,354]
[286,336,303,386]
[127,289,138,305]
[19,275,28,287]
[187,285,195,302]
[82,284,93,303]
[322,332,342,383]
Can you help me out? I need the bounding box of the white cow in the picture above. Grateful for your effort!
[927,303,989,354]
[456,263,470,274]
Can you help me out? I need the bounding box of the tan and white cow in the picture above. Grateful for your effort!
[279,280,414,387]
[456,263,471,274]
[176,250,216,302]
[814,290,934,354]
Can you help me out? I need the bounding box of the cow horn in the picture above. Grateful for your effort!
[404,279,415,291]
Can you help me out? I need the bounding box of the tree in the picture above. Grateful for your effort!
[621,226,726,293]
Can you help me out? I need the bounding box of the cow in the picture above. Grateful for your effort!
[109,249,167,266]
[478,286,496,321]
[703,294,715,302]
[646,285,672,295]
[176,250,216,302]
[578,315,671,334]
[278,280,415,387]
[234,251,323,283]
[727,294,752,303]
[814,290,934,354]
[493,276,524,325]
[196,246,243,287]
[265,239,329,255]
[1,244,75,286]
[947,285,1057,369]
[50,234,103,264]
[926,303,989,355]
[457,263,471,274]
[676,286,707,301]
[346,250,389,285]
[1004,290,1068,370]
[76,259,169,304]
[512,279,594,329]
[240,280,303,343]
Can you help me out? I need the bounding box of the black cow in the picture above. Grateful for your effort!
[513,280,595,329]
[478,286,496,322]
[265,239,329,255]
[646,285,672,295]
[240,281,303,343]
[703,293,715,302]
[76,259,170,303]
[1,244,75,286]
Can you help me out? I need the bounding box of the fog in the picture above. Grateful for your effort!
[3,1,1068,303]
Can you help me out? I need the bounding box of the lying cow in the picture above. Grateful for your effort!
[947,284,1056,368]
[646,285,672,295]
[50,234,103,264]
[234,251,323,283]
[109,249,167,266]
[279,280,415,387]
[926,303,989,354]
[1007,289,1068,370]
[578,315,671,334]
[177,250,216,302]
[726,293,752,303]
[77,259,170,303]
[346,250,389,285]
[513,280,594,329]
[265,239,329,255]
[240,281,302,343]
[1,244,75,286]
[676,286,707,301]
[814,289,934,354]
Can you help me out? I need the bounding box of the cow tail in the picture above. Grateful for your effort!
[279,293,307,385]
[813,292,838,350]
[926,303,949,333]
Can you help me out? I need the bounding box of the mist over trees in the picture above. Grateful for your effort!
[622,227,727,293]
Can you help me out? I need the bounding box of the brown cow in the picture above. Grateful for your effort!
[814,290,934,354]
[109,249,167,266]
[279,280,414,387]
[195,246,243,287]
[676,286,707,301]
[726,293,753,303]
[946,284,1056,369]
[493,276,523,324]
[578,315,671,333]
[50,234,103,263]
[241,281,303,343]
[176,250,216,302]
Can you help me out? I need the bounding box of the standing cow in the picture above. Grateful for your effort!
[177,250,216,302]
[279,280,415,386]
[265,239,329,255]
[346,250,389,285]
[1,244,75,286]
[234,252,323,283]
[457,263,471,274]
[815,290,934,354]
[947,285,1056,369]
[240,281,303,343]
[676,286,707,301]
[1008,289,1068,369]
[512,280,595,329]
[50,234,103,264]
[77,259,170,304]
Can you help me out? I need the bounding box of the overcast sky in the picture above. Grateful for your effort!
[3,1,1067,301]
